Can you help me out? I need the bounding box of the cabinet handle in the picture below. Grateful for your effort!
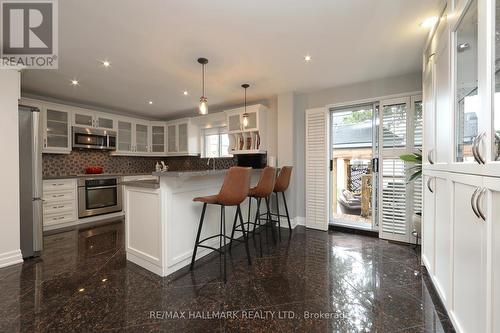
[472,132,486,165]
[477,132,486,164]
[52,194,64,198]
[44,138,47,148]
[426,177,434,193]
[427,149,434,165]
[476,188,486,221]
[52,216,65,221]
[470,187,481,218]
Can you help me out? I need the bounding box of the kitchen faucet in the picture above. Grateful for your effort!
[207,157,216,170]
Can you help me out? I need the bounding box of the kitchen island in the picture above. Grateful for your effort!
[123,169,260,277]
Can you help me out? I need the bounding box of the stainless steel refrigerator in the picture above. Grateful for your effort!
[19,105,43,258]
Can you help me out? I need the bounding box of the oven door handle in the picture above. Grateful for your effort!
[86,185,119,190]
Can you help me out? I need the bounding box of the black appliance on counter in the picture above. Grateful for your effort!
[236,154,267,169]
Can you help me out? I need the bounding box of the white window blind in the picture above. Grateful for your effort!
[381,159,407,235]
[201,127,231,158]
[305,107,329,231]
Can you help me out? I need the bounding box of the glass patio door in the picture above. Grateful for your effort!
[329,103,378,230]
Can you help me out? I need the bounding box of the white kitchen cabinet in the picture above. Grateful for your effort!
[225,104,268,155]
[42,107,72,154]
[42,178,77,229]
[432,175,451,304]
[150,122,166,155]
[449,173,486,333]
[135,121,150,153]
[422,174,435,274]
[226,105,262,133]
[165,118,199,156]
[73,110,116,130]
[484,176,500,333]
[116,119,134,154]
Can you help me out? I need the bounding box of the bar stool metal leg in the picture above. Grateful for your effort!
[190,203,207,270]
[229,208,239,251]
[253,198,261,233]
[282,192,292,232]
[275,192,281,240]
[237,204,252,265]
[265,197,276,243]
[221,205,227,283]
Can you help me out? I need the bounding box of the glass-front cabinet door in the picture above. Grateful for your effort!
[44,108,71,152]
[135,123,149,153]
[151,124,165,154]
[494,1,500,162]
[454,0,479,164]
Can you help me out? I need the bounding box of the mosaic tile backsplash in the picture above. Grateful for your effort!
[42,150,238,177]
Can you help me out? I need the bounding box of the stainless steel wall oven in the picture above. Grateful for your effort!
[78,177,122,218]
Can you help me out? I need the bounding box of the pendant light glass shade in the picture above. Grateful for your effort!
[199,97,208,115]
[241,83,249,127]
[197,58,208,115]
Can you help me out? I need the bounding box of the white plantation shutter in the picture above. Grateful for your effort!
[381,159,408,235]
[305,107,329,231]
[379,97,412,242]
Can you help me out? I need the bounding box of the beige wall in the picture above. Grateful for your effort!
[0,70,22,268]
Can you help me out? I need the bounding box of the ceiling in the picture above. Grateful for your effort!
[21,0,442,119]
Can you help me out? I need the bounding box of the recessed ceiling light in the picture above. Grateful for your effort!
[148,100,153,105]
[420,16,438,29]
[71,79,79,86]
[183,91,189,96]
[304,55,312,62]
[102,60,111,68]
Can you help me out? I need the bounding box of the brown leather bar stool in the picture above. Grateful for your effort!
[230,166,277,247]
[190,167,252,283]
[272,166,293,238]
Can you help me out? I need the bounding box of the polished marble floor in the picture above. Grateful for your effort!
[0,220,454,332]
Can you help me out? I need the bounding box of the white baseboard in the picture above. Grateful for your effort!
[292,216,305,228]
[0,249,23,269]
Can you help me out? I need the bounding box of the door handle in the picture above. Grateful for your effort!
[427,149,434,165]
[426,177,434,193]
[476,188,486,221]
[470,187,481,218]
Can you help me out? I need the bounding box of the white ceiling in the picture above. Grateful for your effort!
[21,0,442,119]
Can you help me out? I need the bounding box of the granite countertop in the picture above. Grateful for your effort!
[152,169,230,177]
[42,172,154,180]
[121,179,160,189]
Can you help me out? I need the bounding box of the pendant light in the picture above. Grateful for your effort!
[241,84,249,127]
[197,58,208,115]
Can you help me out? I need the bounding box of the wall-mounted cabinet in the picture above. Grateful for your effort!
[42,107,72,154]
[225,104,268,155]
[150,122,166,155]
[21,98,203,157]
[165,118,199,156]
[73,110,116,130]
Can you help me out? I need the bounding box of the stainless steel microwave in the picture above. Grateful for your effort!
[72,126,117,150]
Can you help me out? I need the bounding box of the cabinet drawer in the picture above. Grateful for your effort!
[43,190,75,203]
[43,179,75,192]
[43,211,75,226]
[43,200,75,215]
